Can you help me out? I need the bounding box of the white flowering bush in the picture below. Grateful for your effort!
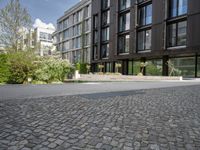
[34,57,74,83]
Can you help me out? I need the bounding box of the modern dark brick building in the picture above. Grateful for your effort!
[91,0,200,77]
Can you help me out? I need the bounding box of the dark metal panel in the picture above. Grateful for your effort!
[151,23,164,51]
[188,0,200,15]
[187,14,200,48]
[152,0,165,25]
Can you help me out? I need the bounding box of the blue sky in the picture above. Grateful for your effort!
[0,0,79,26]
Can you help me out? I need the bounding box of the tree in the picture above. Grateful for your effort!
[0,0,32,52]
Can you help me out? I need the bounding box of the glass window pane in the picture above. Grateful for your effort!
[146,59,163,76]
[177,21,187,46]
[118,34,129,53]
[101,44,109,58]
[178,0,188,16]
[169,57,195,77]
[102,27,109,41]
[146,4,152,25]
[138,31,145,51]
[170,0,177,17]
[145,30,151,49]
[119,0,131,11]
[128,61,133,75]
[168,24,177,47]
[133,61,141,75]
[119,12,130,32]
[198,56,200,77]
[139,7,145,26]
[118,36,124,53]
[125,35,130,53]
[126,13,130,30]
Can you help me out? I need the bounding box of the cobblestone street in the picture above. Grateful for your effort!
[1,85,200,150]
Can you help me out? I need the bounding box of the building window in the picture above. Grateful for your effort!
[63,18,69,28]
[118,34,130,53]
[138,4,152,26]
[146,59,163,76]
[106,62,112,72]
[40,32,52,41]
[119,0,131,11]
[84,5,90,18]
[137,29,151,51]
[167,21,187,47]
[101,44,109,58]
[102,27,109,42]
[63,41,70,51]
[102,0,110,10]
[198,56,200,77]
[85,19,90,32]
[119,12,130,32]
[169,0,188,18]
[128,61,141,75]
[102,10,110,26]
[63,29,70,39]
[169,57,195,77]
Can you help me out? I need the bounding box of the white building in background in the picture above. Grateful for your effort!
[55,0,92,64]
[33,19,56,56]
[20,28,35,51]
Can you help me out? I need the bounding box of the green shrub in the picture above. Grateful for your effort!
[80,63,88,74]
[0,54,11,83]
[7,51,36,84]
[34,57,74,83]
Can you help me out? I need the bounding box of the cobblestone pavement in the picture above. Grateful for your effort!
[1,85,200,150]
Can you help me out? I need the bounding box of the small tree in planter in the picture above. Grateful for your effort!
[98,64,104,74]
[115,63,122,73]
[138,62,148,76]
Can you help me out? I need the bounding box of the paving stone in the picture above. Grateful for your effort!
[1,85,200,149]
[48,143,57,148]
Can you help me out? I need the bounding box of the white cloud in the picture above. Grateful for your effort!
[33,18,55,30]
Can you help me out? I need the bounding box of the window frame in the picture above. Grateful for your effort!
[137,28,152,52]
[167,20,187,48]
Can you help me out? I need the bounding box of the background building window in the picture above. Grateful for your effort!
[119,0,131,11]
[119,12,130,32]
[118,34,130,53]
[169,0,188,18]
[138,4,152,26]
[167,21,187,47]
[137,29,151,51]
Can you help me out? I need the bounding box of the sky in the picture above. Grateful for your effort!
[0,0,79,27]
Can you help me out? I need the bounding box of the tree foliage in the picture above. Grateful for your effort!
[0,54,11,83]
[7,51,37,84]
[0,0,32,52]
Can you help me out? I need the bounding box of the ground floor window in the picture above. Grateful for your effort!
[105,62,112,73]
[198,56,200,77]
[128,61,141,75]
[146,59,163,76]
[168,57,195,77]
